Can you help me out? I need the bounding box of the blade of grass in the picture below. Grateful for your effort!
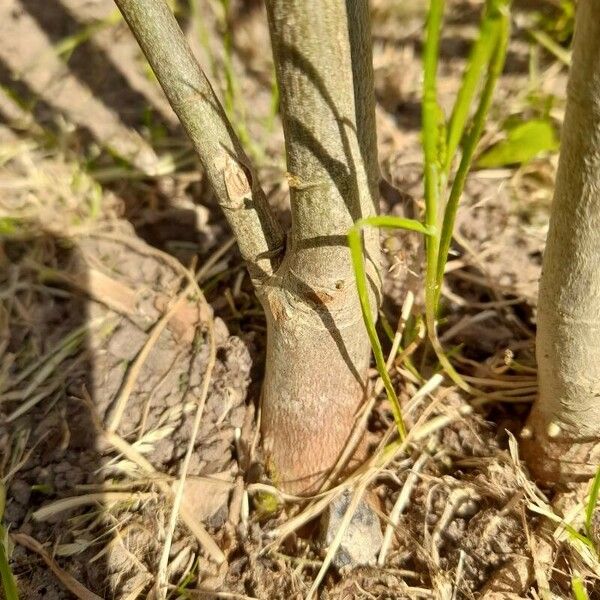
[585,465,600,539]
[52,11,122,61]
[571,576,589,600]
[562,523,597,553]
[349,215,434,440]
[422,0,445,321]
[444,0,503,172]
[0,483,19,600]
[435,1,510,305]
[12,533,100,600]
[0,528,18,600]
[530,28,571,66]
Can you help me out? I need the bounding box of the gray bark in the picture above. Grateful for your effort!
[116,0,380,492]
[115,0,284,282]
[261,0,380,491]
[523,0,600,484]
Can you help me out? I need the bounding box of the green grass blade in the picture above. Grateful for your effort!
[349,216,434,439]
[423,0,445,318]
[571,576,589,600]
[586,465,600,539]
[445,0,503,171]
[0,528,18,600]
[355,216,433,235]
[435,3,510,303]
[379,312,396,343]
[0,484,18,600]
[53,11,121,61]
[563,522,597,552]
[530,28,571,65]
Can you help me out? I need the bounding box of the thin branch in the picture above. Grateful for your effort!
[156,277,217,597]
[114,0,284,282]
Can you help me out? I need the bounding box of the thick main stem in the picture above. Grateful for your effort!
[117,0,381,493]
[260,274,376,491]
[523,0,600,484]
[261,0,380,491]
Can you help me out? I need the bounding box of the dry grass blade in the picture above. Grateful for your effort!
[106,283,191,433]
[431,487,478,566]
[246,483,306,503]
[268,487,345,542]
[2,320,94,394]
[404,373,445,414]
[32,492,157,522]
[30,264,137,316]
[378,448,431,566]
[196,237,236,283]
[122,580,151,600]
[410,409,472,441]
[84,231,189,278]
[6,353,87,422]
[12,532,103,600]
[155,276,217,598]
[105,431,225,564]
[172,588,258,599]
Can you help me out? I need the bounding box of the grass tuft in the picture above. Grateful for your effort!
[351,0,512,415]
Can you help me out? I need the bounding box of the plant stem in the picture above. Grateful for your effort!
[114,0,284,281]
[435,5,510,304]
[420,0,510,392]
[444,0,504,173]
[422,0,445,324]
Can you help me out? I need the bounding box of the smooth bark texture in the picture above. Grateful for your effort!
[115,0,284,282]
[261,0,380,491]
[523,0,600,483]
[116,0,380,493]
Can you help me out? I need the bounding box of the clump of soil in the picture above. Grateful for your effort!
[1,209,254,598]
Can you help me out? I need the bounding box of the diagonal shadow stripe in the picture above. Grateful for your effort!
[19,0,174,132]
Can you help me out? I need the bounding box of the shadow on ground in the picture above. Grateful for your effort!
[0,230,108,598]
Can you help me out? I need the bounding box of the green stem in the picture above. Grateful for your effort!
[585,466,600,539]
[0,484,18,600]
[422,0,445,329]
[435,7,510,305]
[571,577,589,600]
[349,216,434,440]
[444,0,504,172]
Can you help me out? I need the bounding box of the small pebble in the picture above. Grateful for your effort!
[320,490,383,570]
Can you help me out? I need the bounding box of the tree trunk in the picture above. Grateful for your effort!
[116,0,381,493]
[523,0,600,484]
[260,0,380,492]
